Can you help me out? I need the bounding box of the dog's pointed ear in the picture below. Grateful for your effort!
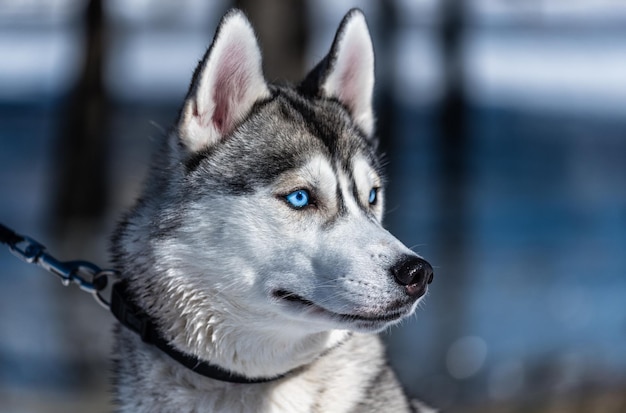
[179,10,270,153]
[299,9,375,137]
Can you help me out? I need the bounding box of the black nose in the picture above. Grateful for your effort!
[390,255,434,297]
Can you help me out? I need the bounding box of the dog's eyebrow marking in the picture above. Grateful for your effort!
[334,165,364,221]
[344,166,366,212]
[333,163,349,218]
[350,157,379,214]
[320,159,346,227]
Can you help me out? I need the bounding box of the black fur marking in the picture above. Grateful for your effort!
[184,148,211,173]
[336,182,347,216]
[281,94,342,153]
[343,164,365,213]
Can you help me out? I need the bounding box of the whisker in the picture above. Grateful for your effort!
[408,243,426,252]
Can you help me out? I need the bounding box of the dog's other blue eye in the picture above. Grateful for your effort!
[285,189,310,209]
[368,188,378,205]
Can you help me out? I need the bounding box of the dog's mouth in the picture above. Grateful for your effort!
[272,289,409,328]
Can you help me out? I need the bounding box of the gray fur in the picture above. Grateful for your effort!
[111,8,433,413]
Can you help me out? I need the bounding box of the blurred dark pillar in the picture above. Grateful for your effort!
[441,2,466,177]
[234,0,308,82]
[436,0,469,402]
[50,0,111,387]
[375,2,398,157]
[54,0,108,230]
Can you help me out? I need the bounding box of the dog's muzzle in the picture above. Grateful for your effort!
[390,255,434,298]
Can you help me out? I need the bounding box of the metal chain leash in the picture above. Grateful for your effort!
[0,223,119,310]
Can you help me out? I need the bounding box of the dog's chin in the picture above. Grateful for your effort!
[271,290,415,333]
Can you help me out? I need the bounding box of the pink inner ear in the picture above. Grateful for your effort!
[338,46,362,113]
[212,100,228,132]
[327,20,373,124]
[211,44,252,134]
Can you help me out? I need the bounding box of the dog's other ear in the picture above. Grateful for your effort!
[299,9,375,137]
[179,10,270,153]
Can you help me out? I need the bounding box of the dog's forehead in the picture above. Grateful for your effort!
[257,90,379,169]
[255,94,381,183]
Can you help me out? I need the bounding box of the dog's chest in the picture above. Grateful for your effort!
[114,331,389,413]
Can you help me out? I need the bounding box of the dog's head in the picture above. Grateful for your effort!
[115,9,433,353]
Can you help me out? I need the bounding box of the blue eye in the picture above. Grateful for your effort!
[285,189,310,209]
[368,188,378,205]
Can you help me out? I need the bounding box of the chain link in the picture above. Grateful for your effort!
[4,230,119,310]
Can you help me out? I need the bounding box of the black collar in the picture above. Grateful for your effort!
[110,281,287,384]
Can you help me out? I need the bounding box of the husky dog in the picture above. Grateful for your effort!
[111,8,434,413]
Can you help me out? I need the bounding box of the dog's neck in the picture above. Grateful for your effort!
[171,315,351,379]
[129,279,351,380]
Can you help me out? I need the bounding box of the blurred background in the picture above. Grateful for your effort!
[1,0,625,412]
